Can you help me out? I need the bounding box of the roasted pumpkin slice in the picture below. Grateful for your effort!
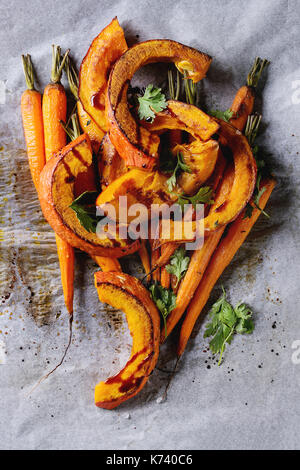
[106,40,212,169]
[77,100,104,153]
[96,168,176,222]
[160,120,257,241]
[78,17,128,134]
[39,134,140,257]
[174,139,219,195]
[145,100,219,142]
[98,133,128,190]
[94,272,160,409]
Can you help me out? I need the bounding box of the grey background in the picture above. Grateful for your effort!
[0,0,300,450]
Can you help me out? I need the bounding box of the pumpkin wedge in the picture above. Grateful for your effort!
[77,100,104,153]
[175,139,219,195]
[106,40,212,169]
[39,133,139,257]
[98,133,128,190]
[144,100,219,142]
[96,168,177,223]
[78,17,128,134]
[159,120,257,242]
[94,272,160,409]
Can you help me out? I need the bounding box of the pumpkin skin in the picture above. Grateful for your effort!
[159,119,257,242]
[98,133,128,191]
[39,133,140,257]
[77,100,104,154]
[94,272,161,409]
[78,17,128,135]
[106,39,212,169]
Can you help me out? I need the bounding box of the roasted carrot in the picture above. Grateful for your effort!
[151,240,160,283]
[154,242,179,269]
[139,240,151,282]
[160,163,234,342]
[160,244,171,289]
[21,55,46,192]
[177,178,276,357]
[42,45,74,315]
[43,46,69,161]
[229,57,269,131]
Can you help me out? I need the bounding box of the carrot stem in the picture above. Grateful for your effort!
[51,45,70,84]
[247,57,270,88]
[21,54,35,90]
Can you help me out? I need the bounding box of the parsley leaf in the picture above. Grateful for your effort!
[204,287,254,365]
[165,246,190,287]
[138,84,167,123]
[149,282,176,338]
[164,151,191,192]
[177,186,214,210]
[209,108,234,122]
[69,191,100,233]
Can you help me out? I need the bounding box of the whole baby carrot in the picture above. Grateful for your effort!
[21,55,45,192]
[42,45,74,315]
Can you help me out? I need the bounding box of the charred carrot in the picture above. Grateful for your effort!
[177,178,276,357]
[229,57,269,131]
[42,45,74,315]
[21,55,46,192]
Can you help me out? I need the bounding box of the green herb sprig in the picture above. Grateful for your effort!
[209,108,234,122]
[177,186,214,210]
[149,283,176,338]
[138,84,167,123]
[69,191,101,233]
[163,151,191,192]
[165,246,190,287]
[204,287,254,365]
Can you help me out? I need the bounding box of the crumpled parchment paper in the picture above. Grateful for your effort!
[0,0,300,450]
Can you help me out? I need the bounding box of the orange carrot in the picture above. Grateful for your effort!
[43,45,69,161]
[160,244,171,289]
[151,240,160,283]
[21,55,46,192]
[177,178,276,357]
[161,163,234,342]
[139,240,151,282]
[42,45,74,315]
[155,242,179,268]
[229,57,269,131]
